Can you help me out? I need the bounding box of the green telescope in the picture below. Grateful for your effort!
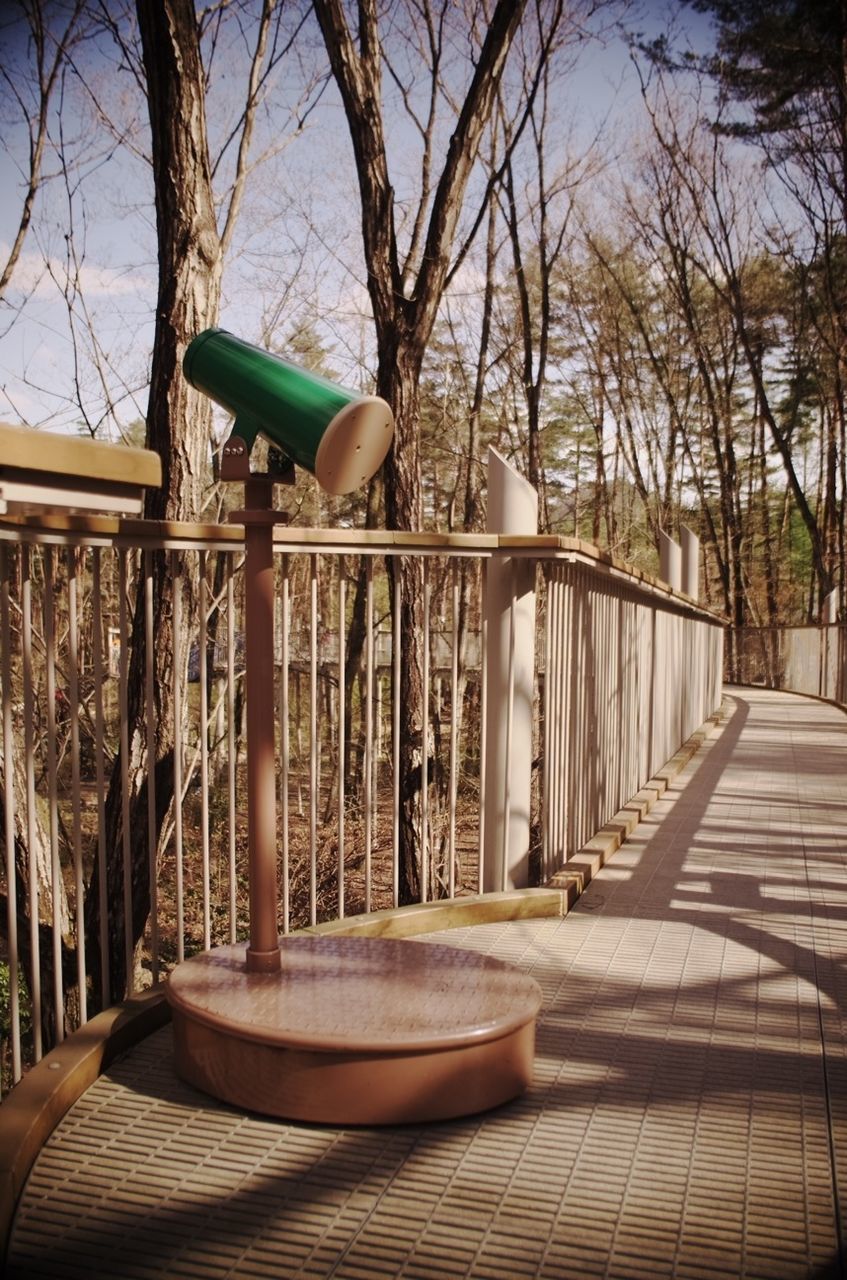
[183,328,394,495]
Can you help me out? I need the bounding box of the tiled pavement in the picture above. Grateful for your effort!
[7,688,847,1279]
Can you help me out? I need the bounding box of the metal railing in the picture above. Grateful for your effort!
[543,559,723,876]
[728,624,847,705]
[0,516,724,1091]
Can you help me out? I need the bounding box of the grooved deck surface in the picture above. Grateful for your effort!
[7,689,847,1279]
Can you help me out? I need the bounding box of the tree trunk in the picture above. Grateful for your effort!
[382,345,426,901]
[343,480,383,795]
[86,0,222,1006]
[313,0,528,903]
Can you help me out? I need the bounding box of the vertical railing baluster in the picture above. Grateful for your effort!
[547,565,560,875]
[560,565,570,859]
[421,561,430,903]
[43,547,64,1042]
[375,669,383,835]
[91,549,109,1009]
[570,562,579,852]
[392,558,401,909]
[542,566,555,877]
[604,586,611,817]
[1,544,22,1083]
[581,567,589,843]
[364,557,374,913]
[478,559,488,894]
[21,546,42,1057]
[448,561,459,898]
[502,593,517,894]
[171,551,185,964]
[572,564,583,853]
[226,555,237,944]
[144,551,158,983]
[199,551,210,950]
[118,551,133,996]
[337,569,346,919]
[309,556,318,926]
[560,565,571,860]
[621,589,629,802]
[66,547,86,1026]
[280,556,290,935]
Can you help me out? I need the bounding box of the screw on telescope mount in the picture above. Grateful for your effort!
[217,431,296,485]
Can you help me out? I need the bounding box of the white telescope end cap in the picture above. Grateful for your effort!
[315,396,394,495]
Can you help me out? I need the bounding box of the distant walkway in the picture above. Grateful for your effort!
[8,689,847,1279]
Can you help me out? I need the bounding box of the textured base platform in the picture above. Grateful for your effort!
[166,935,542,1124]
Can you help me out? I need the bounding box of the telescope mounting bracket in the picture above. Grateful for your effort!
[218,430,296,486]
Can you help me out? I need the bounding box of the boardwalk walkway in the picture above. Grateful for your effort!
[7,688,847,1279]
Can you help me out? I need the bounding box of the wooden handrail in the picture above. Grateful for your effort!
[0,421,161,515]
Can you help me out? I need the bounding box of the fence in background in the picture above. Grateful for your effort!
[729,625,847,705]
[0,518,724,1091]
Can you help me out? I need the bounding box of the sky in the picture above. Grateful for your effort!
[0,0,717,440]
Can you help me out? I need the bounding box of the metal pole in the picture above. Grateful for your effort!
[244,479,281,973]
[482,448,538,892]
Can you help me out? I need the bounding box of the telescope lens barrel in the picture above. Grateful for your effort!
[183,329,394,494]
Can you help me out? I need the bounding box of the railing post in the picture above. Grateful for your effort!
[823,589,838,624]
[680,525,700,601]
[483,448,537,892]
[659,530,682,592]
[822,589,838,699]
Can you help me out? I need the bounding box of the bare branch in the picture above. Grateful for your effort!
[0,0,87,300]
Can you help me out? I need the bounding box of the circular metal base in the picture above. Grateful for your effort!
[166,936,542,1125]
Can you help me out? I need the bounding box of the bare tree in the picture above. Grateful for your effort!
[494,0,605,526]
[0,0,86,303]
[640,71,835,614]
[311,0,533,900]
[86,0,310,1004]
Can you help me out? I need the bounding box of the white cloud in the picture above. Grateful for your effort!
[0,243,153,300]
